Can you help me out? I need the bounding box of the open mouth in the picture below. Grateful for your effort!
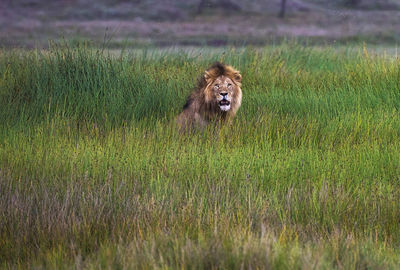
[219,100,230,106]
[218,100,231,111]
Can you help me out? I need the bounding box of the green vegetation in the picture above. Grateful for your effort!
[1,44,400,269]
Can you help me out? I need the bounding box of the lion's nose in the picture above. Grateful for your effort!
[220,93,228,98]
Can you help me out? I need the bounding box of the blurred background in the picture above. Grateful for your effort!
[1,0,399,48]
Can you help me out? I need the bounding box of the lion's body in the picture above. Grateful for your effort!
[177,62,242,131]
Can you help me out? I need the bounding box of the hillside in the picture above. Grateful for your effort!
[2,0,400,47]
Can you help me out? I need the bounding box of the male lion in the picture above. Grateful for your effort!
[177,62,242,131]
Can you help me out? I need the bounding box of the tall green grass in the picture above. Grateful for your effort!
[1,44,400,269]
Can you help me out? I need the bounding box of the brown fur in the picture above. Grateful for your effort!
[177,62,242,131]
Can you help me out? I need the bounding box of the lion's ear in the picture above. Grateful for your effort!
[233,72,242,83]
[204,71,212,83]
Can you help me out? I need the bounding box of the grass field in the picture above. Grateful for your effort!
[1,44,400,269]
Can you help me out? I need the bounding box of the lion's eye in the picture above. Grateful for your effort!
[227,83,232,87]
[215,84,219,88]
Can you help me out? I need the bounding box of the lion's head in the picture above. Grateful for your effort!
[203,62,242,115]
[177,62,242,130]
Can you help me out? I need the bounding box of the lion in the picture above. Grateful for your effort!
[177,62,242,131]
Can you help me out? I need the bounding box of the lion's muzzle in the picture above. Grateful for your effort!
[218,99,231,111]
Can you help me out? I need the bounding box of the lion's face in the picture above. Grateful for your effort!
[210,75,236,112]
